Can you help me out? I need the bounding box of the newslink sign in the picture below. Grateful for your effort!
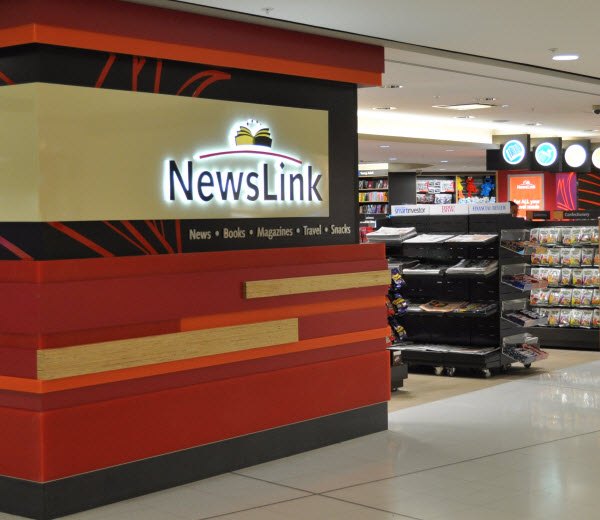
[166,120,325,210]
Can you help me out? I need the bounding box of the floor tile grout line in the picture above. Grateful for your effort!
[319,426,600,495]
[229,470,317,494]
[197,494,317,520]
[313,494,425,520]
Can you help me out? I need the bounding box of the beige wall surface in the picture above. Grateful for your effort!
[0,83,329,222]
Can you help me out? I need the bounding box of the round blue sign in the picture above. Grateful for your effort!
[503,139,526,165]
[535,142,558,167]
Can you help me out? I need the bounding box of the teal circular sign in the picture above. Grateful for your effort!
[535,142,558,167]
[503,139,526,165]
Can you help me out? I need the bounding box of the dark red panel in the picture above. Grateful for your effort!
[0,283,40,334]
[0,347,36,378]
[299,306,388,340]
[0,339,386,411]
[41,351,389,481]
[0,406,42,480]
[0,0,383,74]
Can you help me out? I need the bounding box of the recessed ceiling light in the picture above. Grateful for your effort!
[379,145,390,148]
[492,119,511,123]
[445,149,455,152]
[382,84,402,88]
[439,168,446,171]
[372,106,397,110]
[455,115,475,119]
[440,160,449,163]
[585,129,595,132]
[389,157,397,160]
[552,54,579,61]
[501,104,510,108]
[526,122,543,126]
[433,103,496,110]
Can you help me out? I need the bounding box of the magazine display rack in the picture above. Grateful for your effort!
[382,214,549,377]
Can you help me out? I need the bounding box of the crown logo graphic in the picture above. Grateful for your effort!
[235,121,272,148]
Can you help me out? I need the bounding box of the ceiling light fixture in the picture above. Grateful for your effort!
[501,104,510,108]
[550,48,579,61]
[379,145,390,148]
[389,157,397,161]
[433,103,496,110]
[372,106,397,110]
[526,122,543,126]
[440,160,449,163]
[492,119,511,123]
[382,84,402,88]
[455,115,475,119]
[445,149,455,152]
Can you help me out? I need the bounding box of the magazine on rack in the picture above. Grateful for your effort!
[445,234,498,243]
[403,262,453,275]
[396,343,497,355]
[403,234,455,244]
[366,227,417,243]
[446,259,498,275]
[418,300,468,312]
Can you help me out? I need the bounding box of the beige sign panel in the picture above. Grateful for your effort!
[0,83,329,222]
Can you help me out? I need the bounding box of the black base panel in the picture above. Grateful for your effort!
[403,348,502,369]
[524,326,599,350]
[0,403,387,520]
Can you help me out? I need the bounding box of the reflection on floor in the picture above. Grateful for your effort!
[8,348,600,520]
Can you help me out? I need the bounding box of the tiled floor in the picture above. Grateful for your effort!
[6,349,600,520]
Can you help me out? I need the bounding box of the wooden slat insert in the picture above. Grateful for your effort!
[37,319,298,380]
[243,270,391,299]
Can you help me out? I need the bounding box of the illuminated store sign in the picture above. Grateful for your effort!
[534,142,558,167]
[592,148,600,170]
[502,139,526,165]
[167,120,323,204]
[508,173,544,218]
[564,144,587,168]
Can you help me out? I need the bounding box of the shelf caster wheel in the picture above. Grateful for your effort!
[433,366,444,376]
[446,367,456,377]
[502,364,511,373]
[482,369,492,378]
[524,363,531,369]
[391,387,398,392]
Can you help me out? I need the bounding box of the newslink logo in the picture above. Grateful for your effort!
[165,119,323,204]
[517,180,537,190]
[503,139,526,165]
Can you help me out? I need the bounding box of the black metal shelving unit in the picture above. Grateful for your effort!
[384,214,551,377]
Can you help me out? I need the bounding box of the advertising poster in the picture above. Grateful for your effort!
[507,173,544,218]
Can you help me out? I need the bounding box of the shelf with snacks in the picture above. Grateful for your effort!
[500,224,600,349]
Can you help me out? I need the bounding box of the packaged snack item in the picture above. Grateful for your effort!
[582,289,594,307]
[539,268,550,281]
[593,227,599,245]
[547,228,561,245]
[530,228,540,244]
[595,248,600,266]
[569,248,582,267]
[530,289,542,305]
[536,307,550,317]
[538,289,550,305]
[540,251,550,266]
[547,268,561,286]
[582,248,595,266]
[593,288,600,306]
[548,248,562,266]
[560,248,571,267]
[570,309,583,327]
[571,288,583,306]
[581,310,593,328]
[388,315,407,341]
[559,288,573,306]
[391,295,408,315]
[560,268,572,286]
[391,268,406,289]
[580,227,593,245]
[548,288,562,306]
[538,228,550,245]
[561,228,573,246]
[385,295,396,315]
[530,267,541,280]
[572,268,584,286]
[582,269,595,287]
[531,253,542,265]
[571,227,582,246]
[594,270,600,287]
[559,309,572,327]
[594,309,600,328]
[548,308,561,326]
